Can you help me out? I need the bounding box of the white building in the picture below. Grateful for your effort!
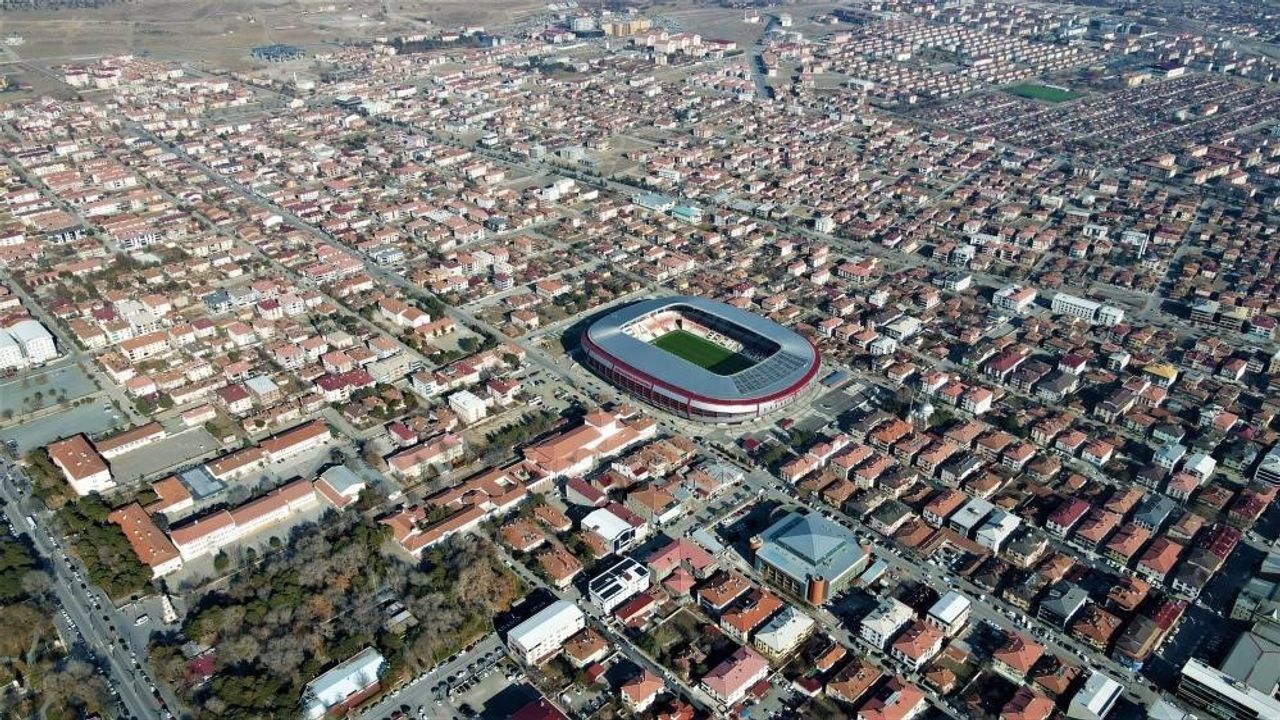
[301,647,387,719]
[169,479,319,561]
[1051,293,1125,326]
[950,497,994,538]
[588,556,649,613]
[582,506,642,554]
[926,591,972,636]
[1178,657,1280,720]
[0,319,57,368]
[1257,444,1280,486]
[507,600,586,665]
[975,509,1022,553]
[1067,671,1122,720]
[752,605,816,660]
[0,331,22,369]
[993,285,1038,314]
[860,597,914,649]
[448,389,490,425]
[47,435,114,496]
[1182,453,1216,481]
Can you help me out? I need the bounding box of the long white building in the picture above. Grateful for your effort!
[507,600,585,665]
[1051,293,1125,326]
[169,478,319,561]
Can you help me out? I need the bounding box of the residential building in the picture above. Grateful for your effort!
[621,670,663,714]
[701,646,769,708]
[926,591,972,636]
[993,633,1045,682]
[890,620,944,671]
[588,556,650,613]
[827,658,883,707]
[1039,581,1089,629]
[857,677,927,720]
[861,597,914,650]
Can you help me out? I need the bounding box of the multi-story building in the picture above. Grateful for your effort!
[1068,671,1123,720]
[1254,444,1280,486]
[0,319,57,368]
[169,478,318,561]
[301,647,387,719]
[1050,292,1124,325]
[507,600,586,665]
[752,605,815,661]
[588,556,649,613]
[47,434,114,496]
[890,620,944,671]
[860,597,914,650]
[926,591,972,636]
[993,285,1037,313]
[701,646,769,708]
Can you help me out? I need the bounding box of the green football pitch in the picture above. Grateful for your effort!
[1005,83,1080,103]
[652,330,755,376]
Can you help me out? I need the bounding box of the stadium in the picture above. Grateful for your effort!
[580,296,820,423]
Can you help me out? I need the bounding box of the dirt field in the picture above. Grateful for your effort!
[0,0,549,69]
[0,0,852,85]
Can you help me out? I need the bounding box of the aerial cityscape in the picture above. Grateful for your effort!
[0,1,1278,719]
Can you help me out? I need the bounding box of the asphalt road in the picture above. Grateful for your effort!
[0,457,172,720]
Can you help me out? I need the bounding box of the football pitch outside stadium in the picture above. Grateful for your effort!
[651,330,755,376]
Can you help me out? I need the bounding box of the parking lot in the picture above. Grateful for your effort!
[360,634,518,720]
[0,402,122,454]
[0,361,98,417]
[436,665,536,720]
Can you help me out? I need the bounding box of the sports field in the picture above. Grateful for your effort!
[652,330,755,376]
[1005,83,1080,103]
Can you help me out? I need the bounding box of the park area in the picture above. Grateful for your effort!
[652,330,755,375]
[1005,83,1080,102]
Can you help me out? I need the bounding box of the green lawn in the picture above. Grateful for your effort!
[1005,83,1080,103]
[652,330,755,376]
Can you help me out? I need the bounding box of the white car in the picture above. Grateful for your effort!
[134,615,150,626]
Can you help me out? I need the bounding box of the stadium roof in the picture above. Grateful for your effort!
[585,296,818,401]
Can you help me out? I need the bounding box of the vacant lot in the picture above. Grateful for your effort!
[653,329,754,375]
[1005,83,1080,103]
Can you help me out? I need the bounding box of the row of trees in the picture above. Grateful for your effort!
[482,410,559,463]
[0,527,111,719]
[54,494,152,600]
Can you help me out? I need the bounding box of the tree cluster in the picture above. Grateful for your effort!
[482,410,558,461]
[55,495,152,600]
[156,514,522,720]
